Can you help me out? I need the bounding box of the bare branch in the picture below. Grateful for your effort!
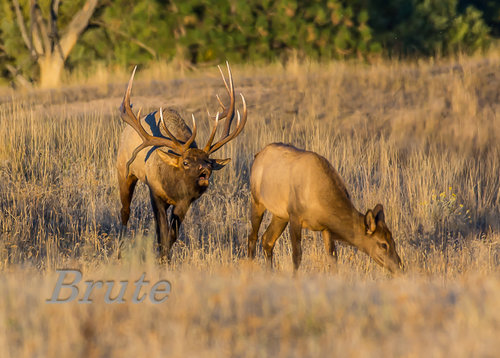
[59,0,99,60]
[29,1,44,55]
[5,64,32,88]
[50,0,64,59]
[51,0,60,14]
[11,0,36,56]
[31,1,51,55]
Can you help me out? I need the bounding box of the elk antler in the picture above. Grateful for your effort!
[120,66,197,174]
[203,62,247,154]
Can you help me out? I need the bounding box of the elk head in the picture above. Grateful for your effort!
[363,204,403,274]
[119,62,247,189]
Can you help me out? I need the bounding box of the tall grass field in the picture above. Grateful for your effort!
[0,53,499,357]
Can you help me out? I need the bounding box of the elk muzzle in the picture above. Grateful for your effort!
[386,254,404,275]
[197,166,211,186]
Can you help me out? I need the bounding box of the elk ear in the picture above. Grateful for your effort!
[157,149,181,168]
[373,204,385,223]
[211,158,231,170]
[364,210,377,235]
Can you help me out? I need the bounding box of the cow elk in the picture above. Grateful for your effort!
[117,62,247,260]
[248,143,403,274]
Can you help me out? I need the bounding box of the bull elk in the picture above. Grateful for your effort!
[248,143,403,274]
[117,62,247,260]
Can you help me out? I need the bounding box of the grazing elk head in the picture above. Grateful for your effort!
[363,204,403,274]
[117,62,247,261]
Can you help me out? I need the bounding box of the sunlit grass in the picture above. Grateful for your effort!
[0,53,499,356]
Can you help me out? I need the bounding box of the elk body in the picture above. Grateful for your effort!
[117,63,247,260]
[248,143,403,273]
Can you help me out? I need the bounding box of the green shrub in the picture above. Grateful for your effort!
[0,0,495,85]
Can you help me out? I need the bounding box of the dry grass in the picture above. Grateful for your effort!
[0,52,499,357]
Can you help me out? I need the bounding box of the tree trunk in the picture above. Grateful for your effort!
[11,0,99,88]
[38,55,65,88]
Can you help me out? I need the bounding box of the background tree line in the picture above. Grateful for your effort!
[0,0,499,87]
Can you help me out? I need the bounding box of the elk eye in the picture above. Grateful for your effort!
[379,242,388,251]
[183,161,189,167]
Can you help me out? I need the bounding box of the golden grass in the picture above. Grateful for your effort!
[0,53,499,357]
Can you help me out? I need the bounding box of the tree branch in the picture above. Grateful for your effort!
[91,20,157,58]
[11,0,36,56]
[29,1,44,55]
[5,64,32,88]
[31,1,52,55]
[59,0,99,60]
[52,0,60,14]
[50,0,64,59]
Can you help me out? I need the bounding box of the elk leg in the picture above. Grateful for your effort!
[248,198,266,259]
[119,175,138,226]
[149,192,172,261]
[289,217,303,271]
[117,174,137,258]
[117,226,127,259]
[261,215,288,269]
[321,229,338,262]
[163,204,188,263]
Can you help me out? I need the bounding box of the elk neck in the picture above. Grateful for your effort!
[323,205,370,254]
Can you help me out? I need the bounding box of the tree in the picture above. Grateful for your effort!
[10,0,99,88]
[359,0,490,56]
[459,0,500,36]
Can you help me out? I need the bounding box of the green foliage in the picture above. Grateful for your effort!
[361,0,491,56]
[421,186,472,234]
[168,0,377,63]
[0,0,34,82]
[0,0,496,84]
[459,0,500,36]
[70,0,172,68]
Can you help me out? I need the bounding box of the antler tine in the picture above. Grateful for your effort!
[120,67,189,175]
[221,61,236,137]
[124,66,137,106]
[203,112,220,152]
[207,92,247,155]
[207,94,225,119]
[216,94,225,111]
[217,64,230,94]
[120,66,149,139]
[208,62,236,130]
[183,114,197,151]
[202,62,239,154]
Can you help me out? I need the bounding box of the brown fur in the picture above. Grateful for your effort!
[248,143,403,273]
[117,64,246,261]
[117,109,230,260]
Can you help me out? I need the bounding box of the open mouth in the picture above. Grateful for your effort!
[198,172,209,185]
